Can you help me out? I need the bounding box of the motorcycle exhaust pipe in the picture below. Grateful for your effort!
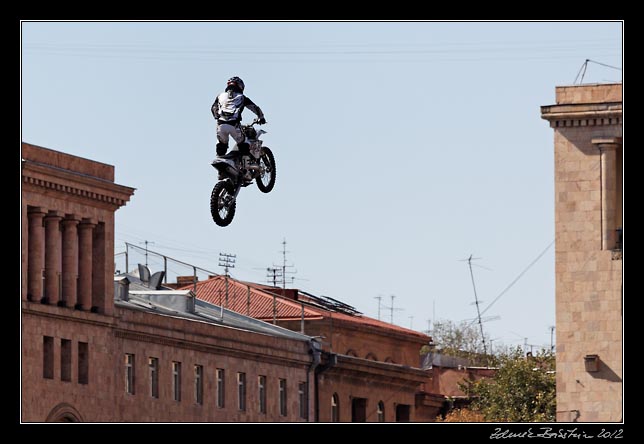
[212,159,240,179]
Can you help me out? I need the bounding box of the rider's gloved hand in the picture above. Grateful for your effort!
[258,117,266,125]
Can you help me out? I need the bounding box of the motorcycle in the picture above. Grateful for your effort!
[210,119,276,227]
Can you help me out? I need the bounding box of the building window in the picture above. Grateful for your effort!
[598,142,623,252]
[377,401,385,422]
[43,336,54,379]
[237,372,246,411]
[149,357,159,398]
[172,361,182,401]
[279,378,287,416]
[395,404,410,422]
[125,354,135,395]
[298,382,308,420]
[194,365,203,405]
[60,339,72,382]
[216,368,225,408]
[78,342,88,384]
[331,393,340,422]
[351,397,367,422]
[258,375,267,414]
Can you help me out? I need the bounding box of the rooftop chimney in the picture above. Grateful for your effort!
[176,275,199,287]
[114,276,130,301]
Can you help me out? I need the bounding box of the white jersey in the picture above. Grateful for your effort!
[212,89,264,124]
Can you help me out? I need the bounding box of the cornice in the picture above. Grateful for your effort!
[22,159,135,208]
[540,102,622,128]
[113,328,310,369]
[22,301,116,328]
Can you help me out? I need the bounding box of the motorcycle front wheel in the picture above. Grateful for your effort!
[256,147,276,193]
[210,181,236,227]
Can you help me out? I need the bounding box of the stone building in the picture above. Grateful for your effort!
[541,83,623,422]
[21,142,440,423]
[180,276,434,422]
[21,143,316,422]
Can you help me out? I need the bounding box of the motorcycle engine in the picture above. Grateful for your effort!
[245,126,257,140]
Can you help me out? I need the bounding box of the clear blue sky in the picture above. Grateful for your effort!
[21,21,622,352]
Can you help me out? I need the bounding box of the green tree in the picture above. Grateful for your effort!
[460,347,556,422]
[422,319,492,366]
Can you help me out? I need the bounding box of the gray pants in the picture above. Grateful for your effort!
[217,123,244,155]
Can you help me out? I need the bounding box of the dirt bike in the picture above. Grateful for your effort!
[210,119,276,227]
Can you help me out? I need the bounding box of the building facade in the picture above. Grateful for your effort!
[541,83,623,422]
[181,276,434,421]
[22,142,457,423]
[21,143,315,422]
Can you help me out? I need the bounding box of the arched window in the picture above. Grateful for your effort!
[365,352,378,361]
[345,349,358,357]
[331,393,340,422]
[384,357,395,363]
[377,401,385,422]
[46,403,84,423]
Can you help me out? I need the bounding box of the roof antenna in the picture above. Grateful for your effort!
[574,59,622,85]
[218,252,236,316]
[460,254,487,356]
[272,238,296,289]
[573,59,590,85]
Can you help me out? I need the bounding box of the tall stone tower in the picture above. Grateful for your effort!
[541,84,622,422]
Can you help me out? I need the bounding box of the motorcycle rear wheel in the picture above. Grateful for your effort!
[210,181,236,227]
[256,147,276,193]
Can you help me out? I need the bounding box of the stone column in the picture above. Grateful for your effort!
[61,216,79,308]
[27,207,46,302]
[595,140,619,250]
[78,218,96,310]
[92,222,106,314]
[44,211,63,305]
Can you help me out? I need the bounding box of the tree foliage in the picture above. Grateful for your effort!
[424,319,492,366]
[435,408,485,423]
[460,347,556,422]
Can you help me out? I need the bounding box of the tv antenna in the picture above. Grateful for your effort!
[573,59,622,85]
[383,294,404,324]
[139,240,155,267]
[374,295,383,321]
[219,252,236,310]
[460,254,488,356]
[266,267,283,287]
[270,238,297,289]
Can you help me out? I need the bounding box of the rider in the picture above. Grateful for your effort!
[212,76,266,172]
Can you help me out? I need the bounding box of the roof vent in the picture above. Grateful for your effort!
[149,271,165,290]
[114,276,130,301]
[138,264,151,283]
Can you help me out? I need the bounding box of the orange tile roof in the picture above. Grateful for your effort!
[185,276,323,320]
[324,310,429,339]
[183,276,429,340]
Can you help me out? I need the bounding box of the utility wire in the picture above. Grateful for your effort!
[587,59,622,71]
[574,59,622,84]
[467,240,555,329]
